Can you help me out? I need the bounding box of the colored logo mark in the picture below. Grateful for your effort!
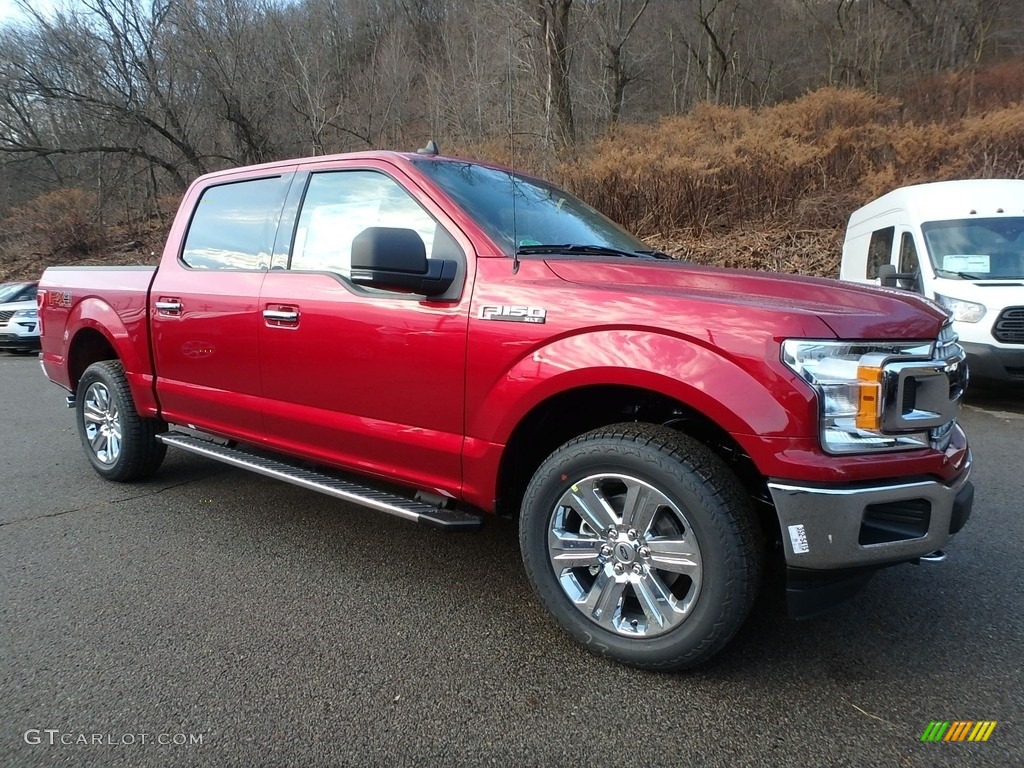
[921,721,997,742]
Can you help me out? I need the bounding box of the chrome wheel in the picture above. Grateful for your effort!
[522,424,761,669]
[82,382,122,465]
[548,473,703,638]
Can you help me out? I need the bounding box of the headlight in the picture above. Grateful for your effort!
[782,339,933,454]
[12,308,38,319]
[934,294,985,323]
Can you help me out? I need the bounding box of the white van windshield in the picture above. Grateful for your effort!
[923,217,1024,279]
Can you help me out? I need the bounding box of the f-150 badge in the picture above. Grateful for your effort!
[478,305,547,324]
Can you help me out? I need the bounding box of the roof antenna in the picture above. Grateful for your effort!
[508,23,520,275]
[417,140,439,155]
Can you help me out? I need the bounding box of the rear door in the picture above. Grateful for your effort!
[257,159,473,494]
[151,170,295,442]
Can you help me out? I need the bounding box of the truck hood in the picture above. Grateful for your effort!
[0,299,36,311]
[545,258,947,339]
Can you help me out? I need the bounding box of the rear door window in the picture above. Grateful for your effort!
[181,175,292,270]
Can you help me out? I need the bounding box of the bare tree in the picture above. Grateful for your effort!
[667,0,746,104]
[590,0,650,126]
[0,0,220,194]
[532,0,576,150]
[878,0,1005,73]
[2,0,1024,227]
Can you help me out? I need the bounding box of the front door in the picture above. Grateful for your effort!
[258,162,473,495]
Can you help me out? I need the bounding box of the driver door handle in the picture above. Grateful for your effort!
[263,309,298,322]
[263,305,300,327]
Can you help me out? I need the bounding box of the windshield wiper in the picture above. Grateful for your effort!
[959,272,1023,280]
[635,249,673,260]
[515,243,672,259]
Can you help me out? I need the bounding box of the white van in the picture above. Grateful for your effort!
[840,179,1024,383]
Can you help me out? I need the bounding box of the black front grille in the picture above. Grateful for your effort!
[0,311,13,323]
[993,306,1024,344]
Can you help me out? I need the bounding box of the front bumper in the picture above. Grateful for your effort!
[0,332,41,351]
[768,457,973,571]
[960,341,1024,383]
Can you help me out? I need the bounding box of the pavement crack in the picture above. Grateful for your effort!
[0,469,230,527]
[108,469,232,505]
[1,502,110,527]
[841,697,898,731]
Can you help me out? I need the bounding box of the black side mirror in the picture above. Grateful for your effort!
[350,227,456,297]
[878,263,920,291]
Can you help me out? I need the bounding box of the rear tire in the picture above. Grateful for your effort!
[520,423,762,670]
[76,360,167,481]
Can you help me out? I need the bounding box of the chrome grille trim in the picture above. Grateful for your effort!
[930,322,965,451]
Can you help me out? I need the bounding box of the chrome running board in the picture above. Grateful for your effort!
[158,432,482,531]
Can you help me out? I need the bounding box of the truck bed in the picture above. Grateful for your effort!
[39,266,157,411]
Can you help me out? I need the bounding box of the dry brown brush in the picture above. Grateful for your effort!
[4,65,1024,282]
[549,84,1024,277]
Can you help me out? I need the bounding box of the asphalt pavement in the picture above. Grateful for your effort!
[1,353,1021,767]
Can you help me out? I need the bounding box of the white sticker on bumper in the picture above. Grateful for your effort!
[788,524,809,554]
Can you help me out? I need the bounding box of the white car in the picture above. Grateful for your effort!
[840,180,1024,384]
[0,281,41,354]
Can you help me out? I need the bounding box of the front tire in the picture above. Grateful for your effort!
[520,423,762,670]
[76,360,167,481]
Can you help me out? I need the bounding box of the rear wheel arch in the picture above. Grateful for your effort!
[63,297,152,393]
[68,327,118,391]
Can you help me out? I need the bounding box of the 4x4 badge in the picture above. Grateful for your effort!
[478,305,547,324]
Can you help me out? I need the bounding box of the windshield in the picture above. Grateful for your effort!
[923,217,1024,279]
[0,282,31,303]
[411,158,648,256]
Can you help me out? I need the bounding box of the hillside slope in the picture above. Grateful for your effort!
[2,65,1023,283]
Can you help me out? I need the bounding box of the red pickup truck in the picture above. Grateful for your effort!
[38,148,973,670]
